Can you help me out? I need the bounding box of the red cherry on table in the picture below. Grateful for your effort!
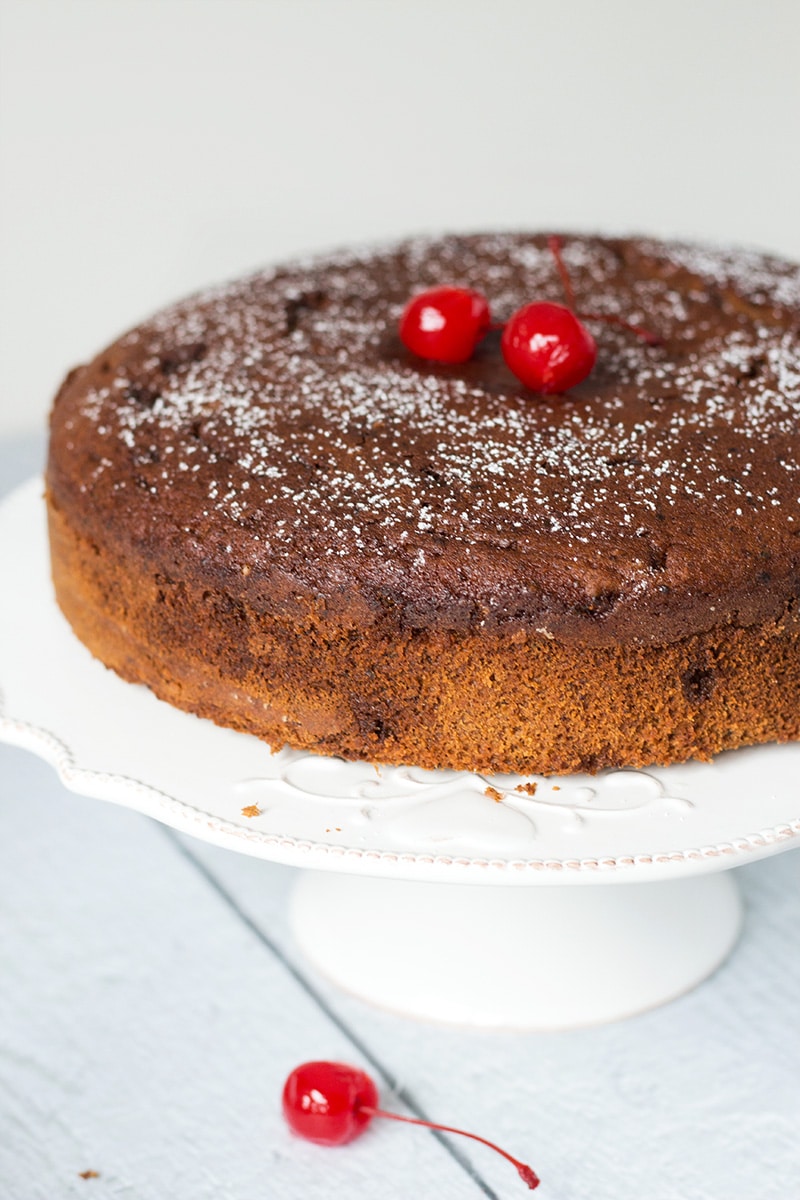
[501,301,597,394]
[399,286,491,364]
[282,1060,378,1146]
[282,1060,540,1189]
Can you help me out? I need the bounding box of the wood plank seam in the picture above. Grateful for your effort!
[161,826,500,1199]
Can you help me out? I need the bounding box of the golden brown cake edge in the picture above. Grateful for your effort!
[47,494,800,775]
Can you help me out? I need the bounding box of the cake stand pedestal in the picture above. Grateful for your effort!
[290,871,742,1028]
[2,478,798,1029]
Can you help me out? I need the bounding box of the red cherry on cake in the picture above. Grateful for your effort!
[501,301,597,394]
[399,286,491,364]
[397,236,660,394]
[282,1060,540,1189]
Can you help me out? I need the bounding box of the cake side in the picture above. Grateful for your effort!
[48,496,800,774]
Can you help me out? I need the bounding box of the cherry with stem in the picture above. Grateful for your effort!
[282,1060,540,1191]
[397,234,662,393]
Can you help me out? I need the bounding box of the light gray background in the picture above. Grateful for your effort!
[2,0,800,434]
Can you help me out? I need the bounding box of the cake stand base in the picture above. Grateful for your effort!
[290,870,743,1030]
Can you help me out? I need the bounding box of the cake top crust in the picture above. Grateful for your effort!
[47,233,800,646]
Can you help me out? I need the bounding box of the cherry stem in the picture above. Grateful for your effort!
[359,1106,540,1191]
[580,311,664,346]
[547,234,663,347]
[547,235,576,310]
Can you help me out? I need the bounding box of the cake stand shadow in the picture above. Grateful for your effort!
[2,478,798,1029]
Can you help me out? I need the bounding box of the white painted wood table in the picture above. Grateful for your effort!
[2,435,799,1200]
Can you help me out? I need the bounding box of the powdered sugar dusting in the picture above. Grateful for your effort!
[60,233,800,635]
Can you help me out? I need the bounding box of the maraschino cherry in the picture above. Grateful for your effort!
[398,235,661,394]
[500,236,661,393]
[282,1060,540,1190]
[399,285,491,364]
[282,1061,378,1145]
[501,301,597,394]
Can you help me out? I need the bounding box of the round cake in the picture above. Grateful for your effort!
[46,233,800,775]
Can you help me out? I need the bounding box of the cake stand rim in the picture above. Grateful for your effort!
[3,474,800,886]
[2,706,799,883]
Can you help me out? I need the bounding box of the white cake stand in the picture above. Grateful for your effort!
[2,478,799,1029]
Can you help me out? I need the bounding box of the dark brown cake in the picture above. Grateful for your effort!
[46,234,800,774]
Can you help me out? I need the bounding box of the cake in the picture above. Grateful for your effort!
[45,233,800,775]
